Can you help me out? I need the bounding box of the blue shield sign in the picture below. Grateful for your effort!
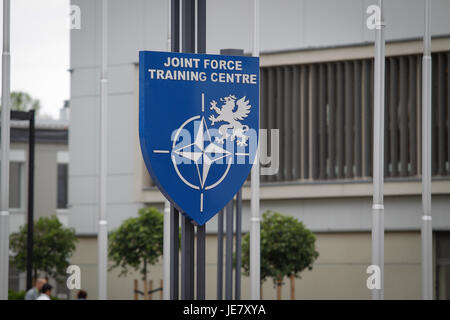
[139,51,259,225]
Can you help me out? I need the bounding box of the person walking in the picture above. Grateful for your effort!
[25,278,47,300]
[77,290,87,300]
[36,283,53,300]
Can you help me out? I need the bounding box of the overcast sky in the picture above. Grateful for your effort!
[0,0,69,119]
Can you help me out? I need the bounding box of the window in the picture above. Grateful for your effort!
[8,263,22,292]
[436,232,450,300]
[9,162,23,209]
[57,163,68,209]
[0,160,24,209]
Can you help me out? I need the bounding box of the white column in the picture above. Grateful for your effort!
[0,0,11,301]
[250,0,260,301]
[98,0,108,300]
[163,0,172,301]
[371,0,385,300]
[421,0,433,301]
[163,199,170,299]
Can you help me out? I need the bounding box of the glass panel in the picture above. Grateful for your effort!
[437,232,450,300]
[9,162,22,209]
[8,263,21,292]
[57,163,68,209]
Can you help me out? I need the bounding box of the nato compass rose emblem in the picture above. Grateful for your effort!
[149,93,254,225]
[139,51,259,225]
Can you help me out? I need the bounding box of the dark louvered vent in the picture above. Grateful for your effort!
[260,52,449,182]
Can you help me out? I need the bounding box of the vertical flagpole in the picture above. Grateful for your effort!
[196,0,207,301]
[0,0,11,301]
[372,0,385,300]
[250,0,260,301]
[162,0,172,301]
[163,198,170,299]
[421,0,433,300]
[98,0,108,300]
[180,0,196,300]
[169,0,180,301]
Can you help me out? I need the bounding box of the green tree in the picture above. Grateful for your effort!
[10,91,41,112]
[9,216,78,281]
[241,211,319,298]
[108,207,164,281]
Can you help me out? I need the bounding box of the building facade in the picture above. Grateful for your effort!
[7,118,69,297]
[69,0,450,299]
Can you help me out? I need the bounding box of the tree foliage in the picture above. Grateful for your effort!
[242,211,319,285]
[108,207,164,280]
[8,290,26,300]
[10,91,41,112]
[9,216,77,281]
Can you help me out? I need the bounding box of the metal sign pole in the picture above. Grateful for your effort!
[162,0,174,301]
[225,199,234,299]
[217,209,224,299]
[371,0,385,300]
[8,111,35,291]
[218,49,245,301]
[0,0,11,300]
[169,0,180,301]
[421,0,433,300]
[196,224,205,300]
[180,0,196,300]
[181,215,194,299]
[196,0,207,301]
[163,199,171,300]
[250,0,261,300]
[26,111,35,291]
[169,205,179,300]
[235,189,242,300]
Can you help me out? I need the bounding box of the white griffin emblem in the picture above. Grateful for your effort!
[208,95,251,147]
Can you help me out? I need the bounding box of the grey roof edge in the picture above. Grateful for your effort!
[129,34,450,66]
[250,33,450,57]
[10,119,69,130]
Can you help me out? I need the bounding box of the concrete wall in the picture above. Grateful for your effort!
[70,230,423,300]
[9,141,68,234]
[7,140,68,293]
[199,194,450,235]
[207,0,450,53]
[34,143,68,219]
